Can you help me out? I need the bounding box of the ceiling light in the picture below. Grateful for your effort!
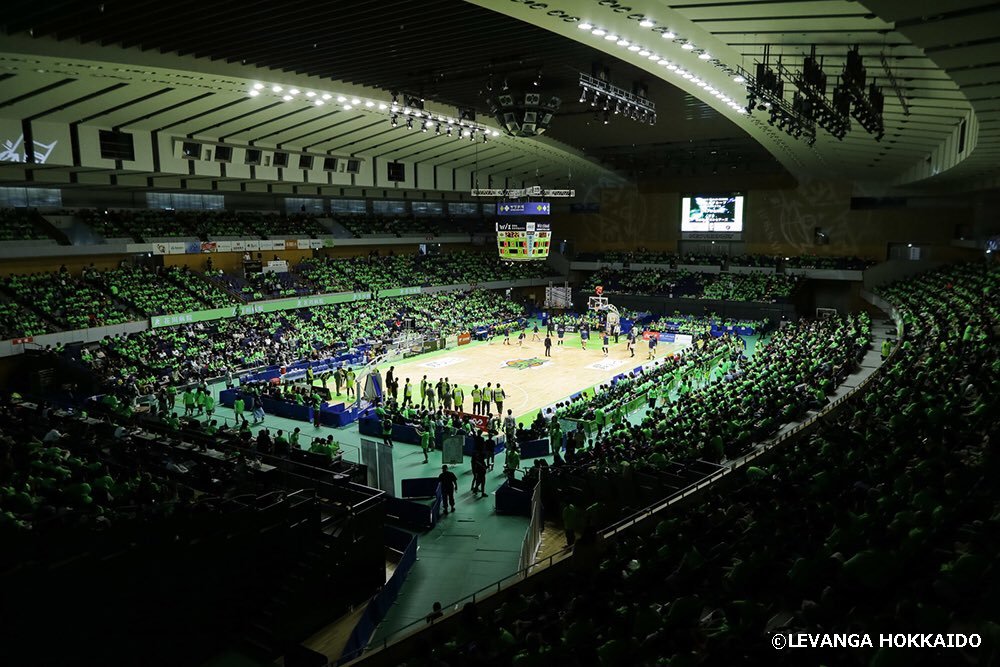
[638,49,650,57]
[661,31,676,39]
[699,82,709,88]
[306,91,316,97]
[337,96,347,103]
[272,85,283,92]
[351,98,360,105]
[691,78,701,84]
[426,121,435,127]
[660,60,672,67]
[592,28,606,36]
[343,104,351,110]
[315,100,324,106]
[249,89,260,97]
[682,43,694,50]
[648,54,659,60]
[706,87,716,93]
[289,88,300,95]
[734,75,745,84]
[699,52,711,60]
[640,18,655,28]
[667,64,677,70]
[463,130,471,137]
[683,73,693,80]
[578,22,592,30]
[628,45,641,52]
[378,103,387,110]
[253,83,264,90]
[282,94,293,101]
[365,101,374,107]
[322,93,332,100]
[617,39,630,46]
[605,34,618,41]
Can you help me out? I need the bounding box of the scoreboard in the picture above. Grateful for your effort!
[496,221,551,261]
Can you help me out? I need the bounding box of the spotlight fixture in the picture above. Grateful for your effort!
[390,114,398,127]
[249,89,260,97]
[639,18,655,27]
[253,83,264,90]
[661,31,676,39]
[406,117,413,130]
[578,22,592,30]
[578,71,656,126]
[421,120,428,132]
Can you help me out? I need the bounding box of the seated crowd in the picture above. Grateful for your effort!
[587,268,800,302]
[76,209,328,241]
[0,208,48,241]
[335,215,485,238]
[77,290,526,399]
[578,250,876,271]
[403,262,996,667]
[2,269,135,331]
[298,251,555,294]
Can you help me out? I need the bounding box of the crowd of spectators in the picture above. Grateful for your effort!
[577,250,876,271]
[642,313,765,336]
[2,269,135,331]
[77,290,526,397]
[76,209,328,241]
[85,265,238,316]
[0,208,47,241]
[586,268,800,302]
[298,251,556,294]
[335,215,485,238]
[0,300,49,339]
[403,262,998,667]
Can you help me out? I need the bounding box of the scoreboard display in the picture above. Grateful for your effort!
[496,221,551,261]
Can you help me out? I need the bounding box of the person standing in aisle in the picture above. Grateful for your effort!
[442,378,453,411]
[345,366,356,398]
[438,465,458,513]
[233,395,246,426]
[420,375,429,408]
[494,383,505,415]
[403,378,413,407]
[503,409,517,447]
[386,366,397,400]
[471,384,482,415]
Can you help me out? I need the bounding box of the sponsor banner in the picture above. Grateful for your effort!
[284,239,299,250]
[445,334,458,348]
[200,241,217,253]
[167,242,186,255]
[642,331,659,341]
[497,201,551,216]
[458,332,472,346]
[11,337,33,344]
[420,356,463,369]
[657,332,677,343]
[151,307,237,328]
[680,231,742,241]
[259,240,275,251]
[272,239,286,251]
[446,411,488,432]
[500,357,552,370]
[585,358,630,372]
[245,240,261,251]
[230,240,246,252]
[185,241,201,254]
[323,238,336,248]
[380,286,422,298]
[151,242,169,255]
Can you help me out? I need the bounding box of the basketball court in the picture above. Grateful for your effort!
[372,325,689,421]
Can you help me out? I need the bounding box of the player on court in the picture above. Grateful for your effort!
[531,323,541,342]
[580,326,588,351]
[517,330,526,347]
[557,323,565,346]
[602,332,610,357]
[627,330,636,357]
[503,328,511,345]
[647,335,657,360]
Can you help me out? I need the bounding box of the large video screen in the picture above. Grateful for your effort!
[681,194,744,239]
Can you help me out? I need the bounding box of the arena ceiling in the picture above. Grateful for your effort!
[0,1,997,192]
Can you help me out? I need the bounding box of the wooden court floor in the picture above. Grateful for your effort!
[375,332,686,421]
